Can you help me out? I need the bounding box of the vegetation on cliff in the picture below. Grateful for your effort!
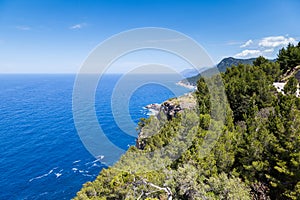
[74,43,300,200]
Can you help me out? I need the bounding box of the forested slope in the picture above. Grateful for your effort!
[75,43,300,200]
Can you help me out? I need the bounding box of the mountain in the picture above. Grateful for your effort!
[216,57,257,72]
[183,57,276,86]
[180,67,211,78]
[180,69,199,78]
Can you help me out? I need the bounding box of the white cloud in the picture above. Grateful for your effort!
[16,25,31,31]
[235,49,261,58]
[263,48,274,53]
[233,35,298,59]
[259,36,296,48]
[240,39,253,48]
[69,23,87,30]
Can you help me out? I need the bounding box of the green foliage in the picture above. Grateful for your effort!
[253,56,269,66]
[75,44,300,200]
[166,164,251,200]
[223,63,275,122]
[284,76,298,95]
[255,56,281,82]
[195,77,210,115]
[199,114,210,130]
[277,42,300,73]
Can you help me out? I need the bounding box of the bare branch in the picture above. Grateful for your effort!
[141,179,173,200]
[137,191,144,200]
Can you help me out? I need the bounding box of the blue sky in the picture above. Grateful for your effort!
[0,0,299,73]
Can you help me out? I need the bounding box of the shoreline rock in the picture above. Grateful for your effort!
[138,93,197,149]
[144,92,197,116]
[176,80,197,90]
[145,103,161,110]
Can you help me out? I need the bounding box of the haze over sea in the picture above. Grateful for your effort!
[0,74,190,200]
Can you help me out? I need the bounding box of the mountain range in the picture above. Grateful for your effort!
[181,57,276,86]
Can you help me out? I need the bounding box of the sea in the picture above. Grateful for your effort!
[0,74,190,200]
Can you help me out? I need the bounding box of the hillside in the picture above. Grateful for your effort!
[182,57,276,86]
[180,67,211,78]
[217,57,257,72]
[74,43,300,200]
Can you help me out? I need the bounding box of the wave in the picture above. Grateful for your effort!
[84,156,105,166]
[86,163,101,169]
[73,160,81,164]
[82,174,93,177]
[147,109,159,116]
[72,168,78,172]
[72,167,92,177]
[29,167,57,182]
[95,155,104,161]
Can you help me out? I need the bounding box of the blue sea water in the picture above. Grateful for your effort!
[0,74,190,200]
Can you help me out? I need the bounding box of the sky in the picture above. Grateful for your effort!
[0,0,300,73]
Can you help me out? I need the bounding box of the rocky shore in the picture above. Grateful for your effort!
[176,80,197,90]
[145,92,197,116]
[137,92,197,150]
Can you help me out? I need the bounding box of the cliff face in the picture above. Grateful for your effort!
[161,101,181,120]
[136,93,197,150]
[145,93,197,121]
[145,93,197,117]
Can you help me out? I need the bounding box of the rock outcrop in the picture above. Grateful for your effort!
[136,93,197,149]
[145,93,196,120]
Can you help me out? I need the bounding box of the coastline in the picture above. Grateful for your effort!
[144,92,197,116]
[176,80,197,90]
[144,80,197,116]
[74,80,198,199]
